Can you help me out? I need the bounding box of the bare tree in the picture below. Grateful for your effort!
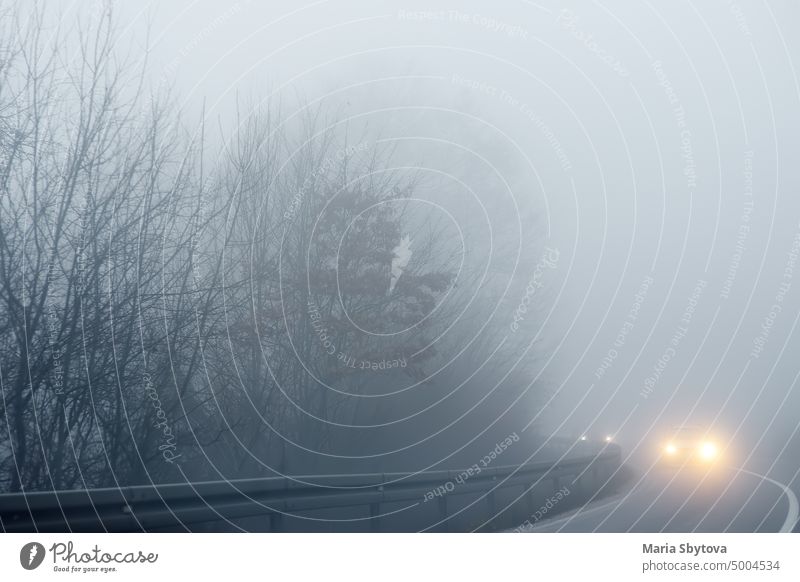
[196,103,460,475]
[0,3,545,490]
[0,4,224,490]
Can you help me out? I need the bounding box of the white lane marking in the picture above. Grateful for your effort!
[734,467,798,533]
[520,468,798,533]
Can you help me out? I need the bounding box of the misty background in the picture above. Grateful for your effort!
[1,0,800,492]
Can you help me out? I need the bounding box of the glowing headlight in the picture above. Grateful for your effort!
[665,443,677,455]
[699,442,717,460]
[580,435,587,441]
[604,435,613,443]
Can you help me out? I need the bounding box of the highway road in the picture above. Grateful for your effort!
[520,458,799,533]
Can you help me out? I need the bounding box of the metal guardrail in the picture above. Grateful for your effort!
[0,447,621,532]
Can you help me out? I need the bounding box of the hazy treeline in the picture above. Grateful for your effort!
[0,4,545,491]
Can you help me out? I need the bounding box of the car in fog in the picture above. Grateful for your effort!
[660,426,720,466]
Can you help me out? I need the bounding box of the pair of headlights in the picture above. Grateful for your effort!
[664,441,718,460]
[578,435,614,442]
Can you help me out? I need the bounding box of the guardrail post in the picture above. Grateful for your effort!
[572,474,582,498]
[525,483,538,518]
[270,512,283,532]
[370,482,384,532]
[438,496,449,532]
[487,490,498,531]
[370,502,380,532]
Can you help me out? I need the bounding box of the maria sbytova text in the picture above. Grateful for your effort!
[643,543,727,556]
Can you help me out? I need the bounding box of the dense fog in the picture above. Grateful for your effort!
[2,1,799,503]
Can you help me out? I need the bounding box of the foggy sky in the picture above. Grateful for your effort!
[93,0,800,462]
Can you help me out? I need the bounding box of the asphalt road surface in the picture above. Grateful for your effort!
[522,458,799,533]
